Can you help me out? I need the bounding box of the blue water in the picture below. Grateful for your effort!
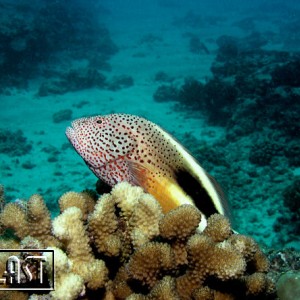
[0,0,300,250]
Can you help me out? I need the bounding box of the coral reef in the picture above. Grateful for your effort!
[0,182,276,299]
[154,71,174,83]
[267,248,300,283]
[153,76,237,124]
[153,84,179,102]
[52,207,109,291]
[37,68,107,97]
[52,109,73,124]
[0,194,60,247]
[271,60,300,87]
[189,36,210,54]
[283,180,300,218]
[0,1,117,92]
[249,141,283,166]
[276,271,300,300]
[37,71,134,96]
[0,128,32,156]
[151,33,300,248]
[285,142,300,167]
[107,75,134,91]
[178,77,204,109]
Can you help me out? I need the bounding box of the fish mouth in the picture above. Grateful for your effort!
[66,124,76,145]
[66,119,85,144]
[66,121,82,153]
[66,120,111,169]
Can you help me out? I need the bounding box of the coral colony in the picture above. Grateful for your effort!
[0,182,277,299]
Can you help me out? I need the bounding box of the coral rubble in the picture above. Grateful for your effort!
[0,182,276,299]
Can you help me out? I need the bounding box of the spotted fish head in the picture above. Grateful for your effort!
[66,114,138,169]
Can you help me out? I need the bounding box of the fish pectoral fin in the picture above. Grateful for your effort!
[127,160,194,213]
[127,160,152,187]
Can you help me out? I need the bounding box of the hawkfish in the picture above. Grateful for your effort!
[66,113,230,229]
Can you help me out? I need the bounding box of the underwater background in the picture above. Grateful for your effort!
[0,0,299,251]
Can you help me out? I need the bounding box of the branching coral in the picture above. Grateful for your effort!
[0,202,29,238]
[88,182,163,259]
[176,234,246,299]
[0,194,60,247]
[159,204,201,240]
[0,182,276,299]
[127,242,174,288]
[52,207,108,291]
[43,246,85,300]
[59,191,95,221]
[88,193,122,256]
[129,193,163,248]
[159,204,201,266]
[27,194,60,247]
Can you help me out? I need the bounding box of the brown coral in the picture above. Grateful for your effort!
[203,213,232,242]
[176,234,246,299]
[59,191,95,220]
[228,234,259,261]
[0,202,29,238]
[112,182,144,219]
[88,181,163,258]
[0,182,276,299]
[0,291,28,300]
[129,194,163,248]
[127,242,174,288]
[0,194,59,247]
[27,194,60,247]
[52,207,109,290]
[159,204,201,240]
[148,276,180,299]
[244,272,270,295]
[112,266,133,298]
[192,286,214,300]
[159,204,201,266]
[127,276,180,300]
[53,207,92,261]
[88,193,121,257]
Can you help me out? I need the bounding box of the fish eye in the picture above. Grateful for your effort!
[96,119,102,124]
